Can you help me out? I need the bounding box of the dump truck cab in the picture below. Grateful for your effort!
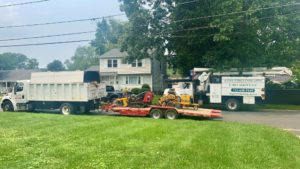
[1,80,30,112]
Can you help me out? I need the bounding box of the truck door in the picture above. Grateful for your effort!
[12,82,27,104]
[209,76,222,104]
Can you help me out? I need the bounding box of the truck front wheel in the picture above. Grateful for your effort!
[2,101,14,112]
[225,98,240,111]
[150,109,163,119]
[60,103,74,115]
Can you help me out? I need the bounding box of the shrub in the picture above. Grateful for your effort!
[131,88,141,95]
[266,81,284,90]
[140,84,151,92]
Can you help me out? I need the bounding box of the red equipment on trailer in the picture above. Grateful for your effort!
[101,104,222,120]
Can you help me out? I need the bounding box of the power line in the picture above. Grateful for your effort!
[0,10,298,44]
[166,11,300,38]
[0,13,125,29]
[173,2,300,23]
[0,5,298,46]
[131,2,300,30]
[0,2,296,30]
[0,0,50,8]
[157,9,300,35]
[0,31,96,42]
[155,10,300,36]
[0,39,92,48]
[175,0,199,6]
[177,0,200,6]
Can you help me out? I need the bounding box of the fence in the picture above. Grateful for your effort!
[265,90,300,105]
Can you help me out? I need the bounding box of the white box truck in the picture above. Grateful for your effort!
[165,77,265,111]
[165,67,271,111]
[208,76,265,110]
[0,71,107,115]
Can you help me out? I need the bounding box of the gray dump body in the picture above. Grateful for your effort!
[27,71,106,102]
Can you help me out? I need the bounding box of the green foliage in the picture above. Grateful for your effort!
[140,83,151,92]
[65,46,99,71]
[152,95,161,105]
[266,81,284,90]
[26,58,39,69]
[91,19,126,56]
[119,0,300,75]
[0,53,39,70]
[131,84,151,94]
[292,61,300,84]
[47,60,65,71]
[0,112,299,168]
[131,88,141,94]
[119,0,169,63]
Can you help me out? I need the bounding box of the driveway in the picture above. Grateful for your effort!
[223,110,300,137]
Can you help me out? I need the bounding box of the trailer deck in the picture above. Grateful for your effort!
[101,104,222,120]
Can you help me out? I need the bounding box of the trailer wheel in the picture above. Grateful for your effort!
[225,98,239,111]
[2,101,14,112]
[150,109,163,119]
[165,109,178,120]
[60,103,74,115]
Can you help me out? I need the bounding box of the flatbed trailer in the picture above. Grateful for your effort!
[101,105,222,120]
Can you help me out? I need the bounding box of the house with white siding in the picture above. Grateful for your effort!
[99,48,166,92]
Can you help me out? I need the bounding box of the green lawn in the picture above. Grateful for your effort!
[0,112,299,169]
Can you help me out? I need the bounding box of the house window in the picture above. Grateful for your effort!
[126,76,141,85]
[108,59,118,68]
[131,60,143,67]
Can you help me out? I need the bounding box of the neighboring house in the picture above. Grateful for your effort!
[99,48,166,92]
[0,70,37,93]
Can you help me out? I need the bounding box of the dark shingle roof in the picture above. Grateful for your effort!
[0,70,38,82]
[99,48,127,58]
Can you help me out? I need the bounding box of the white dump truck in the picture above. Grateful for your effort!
[0,71,106,115]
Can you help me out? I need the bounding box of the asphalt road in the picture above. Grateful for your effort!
[222,110,300,137]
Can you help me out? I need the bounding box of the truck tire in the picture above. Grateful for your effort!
[2,101,14,112]
[165,109,178,120]
[225,98,240,111]
[60,103,74,115]
[150,109,163,119]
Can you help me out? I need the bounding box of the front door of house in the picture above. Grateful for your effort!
[102,76,118,90]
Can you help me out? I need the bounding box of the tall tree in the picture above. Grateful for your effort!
[65,46,99,71]
[47,60,65,72]
[91,19,126,55]
[0,53,39,70]
[26,58,39,69]
[119,0,300,75]
[119,0,170,62]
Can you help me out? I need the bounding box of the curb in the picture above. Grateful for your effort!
[256,109,300,112]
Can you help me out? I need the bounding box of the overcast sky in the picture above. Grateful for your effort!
[0,0,124,68]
